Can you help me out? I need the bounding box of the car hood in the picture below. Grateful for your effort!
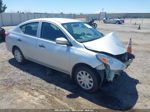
[83,32,127,55]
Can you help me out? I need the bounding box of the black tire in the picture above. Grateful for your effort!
[74,66,102,92]
[13,47,25,64]
[92,23,97,29]
[0,28,5,41]
[116,21,121,24]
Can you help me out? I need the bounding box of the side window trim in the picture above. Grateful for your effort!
[40,22,67,42]
[20,22,39,37]
[37,21,42,38]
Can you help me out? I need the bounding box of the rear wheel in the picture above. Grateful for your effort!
[74,66,102,92]
[13,47,25,64]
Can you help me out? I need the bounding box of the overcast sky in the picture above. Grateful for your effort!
[3,0,150,13]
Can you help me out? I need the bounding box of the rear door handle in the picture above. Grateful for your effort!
[39,44,45,48]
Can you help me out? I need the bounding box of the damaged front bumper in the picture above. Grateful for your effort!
[96,53,135,82]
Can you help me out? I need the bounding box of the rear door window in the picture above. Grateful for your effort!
[20,22,39,37]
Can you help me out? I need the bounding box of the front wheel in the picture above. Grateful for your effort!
[74,66,102,92]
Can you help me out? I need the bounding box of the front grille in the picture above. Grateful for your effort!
[114,53,135,63]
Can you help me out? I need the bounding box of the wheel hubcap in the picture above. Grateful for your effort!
[14,50,22,63]
[77,71,94,90]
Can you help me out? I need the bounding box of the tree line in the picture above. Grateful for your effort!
[0,0,7,13]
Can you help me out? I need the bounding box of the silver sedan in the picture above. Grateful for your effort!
[5,18,135,92]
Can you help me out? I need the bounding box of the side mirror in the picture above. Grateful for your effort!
[56,37,70,46]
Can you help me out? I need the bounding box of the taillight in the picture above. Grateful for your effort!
[5,32,10,37]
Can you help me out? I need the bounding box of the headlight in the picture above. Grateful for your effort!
[96,54,113,64]
[96,53,126,70]
[99,57,108,63]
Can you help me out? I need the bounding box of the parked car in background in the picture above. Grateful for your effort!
[103,18,124,24]
[5,18,134,92]
[0,27,6,41]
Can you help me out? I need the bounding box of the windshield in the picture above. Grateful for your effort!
[62,22,104,43]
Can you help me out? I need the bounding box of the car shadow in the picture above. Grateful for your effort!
[9,58,139,110]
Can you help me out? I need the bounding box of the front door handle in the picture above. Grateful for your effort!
[39,44,45,48]
[17,39,22,42]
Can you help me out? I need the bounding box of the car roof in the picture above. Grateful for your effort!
[24,18,80,24]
